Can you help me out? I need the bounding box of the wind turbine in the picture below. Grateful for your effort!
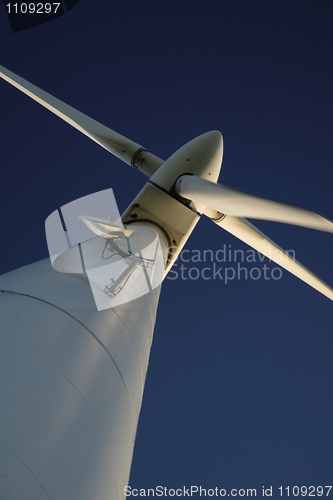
[0,65,332,500]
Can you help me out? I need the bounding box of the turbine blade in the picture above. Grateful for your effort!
[0,65,163,176]
[212,215,333,301]
[177,175,333,233]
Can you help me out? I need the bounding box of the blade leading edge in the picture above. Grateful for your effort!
[0,65,163,176]
[211,214,333,301]
[177,175,333,233]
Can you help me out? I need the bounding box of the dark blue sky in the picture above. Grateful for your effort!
[0,0,332,495]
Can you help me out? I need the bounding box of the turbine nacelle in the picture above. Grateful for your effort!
[122,131,224,273]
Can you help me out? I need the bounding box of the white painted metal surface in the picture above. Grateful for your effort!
[0,232,166,500]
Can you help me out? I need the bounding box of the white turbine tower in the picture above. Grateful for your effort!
[0,66,332,500]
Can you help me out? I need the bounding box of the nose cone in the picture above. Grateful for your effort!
[150,130,223,191]
[189,130,223,180]
[193,130,223,154]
